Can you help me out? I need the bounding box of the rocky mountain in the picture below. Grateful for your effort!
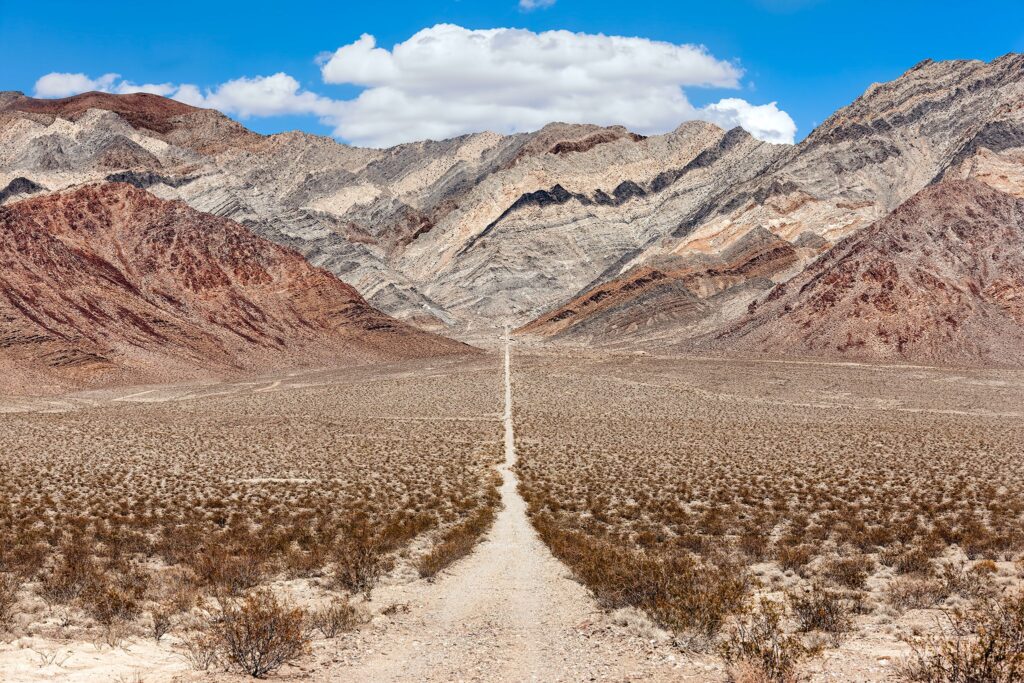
[0,91,786,332]
[701,180,1024,366]
[2,53,1023,366]
[521,54,1024,348]
[0,183,468,390]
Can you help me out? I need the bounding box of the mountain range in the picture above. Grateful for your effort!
[2,52,1023,379]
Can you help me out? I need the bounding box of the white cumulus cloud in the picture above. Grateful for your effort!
[32,25,798,147]
[33,72,176,98]
[33,71,340,121]
[173,73,342,119]
[699,98,797,145]
[317,25,794,147]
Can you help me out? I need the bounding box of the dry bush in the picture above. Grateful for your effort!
[150,605,174,642]
[972,559,998,576]
[180,629,221,671]
[332,514,390,598]
[897,592,1024,682]
[886,577,945,612]
[214,590,309,678]
[937,562,993,601]
[895,547,935,576]
[788,584,854,644]
[310,596,363,638]
[192,545,265,596]
[534,514,746,644]
[39,536,98,605]
[0,573,19,632]
[417,496,498,579]
[822,555,875,590]
[719,599,820,683]
[777,545,814,575]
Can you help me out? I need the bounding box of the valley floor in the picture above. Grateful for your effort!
[0,348,1021,681]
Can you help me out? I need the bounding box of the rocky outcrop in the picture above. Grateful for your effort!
[522,54,1024,347]
[703,180,1024,366]
[519,227,811,343]
[0,183,470,389]
[3,54,1024,356]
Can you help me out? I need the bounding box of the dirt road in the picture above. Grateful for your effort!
[317,333,692,681]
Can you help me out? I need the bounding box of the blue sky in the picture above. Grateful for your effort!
[2,0,1022,145]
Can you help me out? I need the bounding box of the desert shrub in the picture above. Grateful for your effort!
[897,592,1024,682]
[79,564,147,626]
[886,577,945,612]
[180,629,221,671]
[971,559,997,576]
[150,606,174,642]
[533,515,746,644]
[192,545,265,596]
[214,590,309,678]
[896,547,935,576]
[719,599,821,683]
[777,545,814,574]
[332,514,389,598]
[39,536,98,604]
[789,584,854,644]
[938,562,992,601]
[310,596,363,638]
[0,528,47,579]
[739,532,772,562]
[0,573,19,631]
[417,503,496,579]
[822,555,875,590]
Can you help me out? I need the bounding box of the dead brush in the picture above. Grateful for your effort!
[417,502,497,579]
[719,599,821,683]
[39,536,99,605]
[0,573,20,632]
[895,547,936,576]
[886,576,946,612]
[788,584,854,645]
[897,592,1024,682]
[309,596,364,638]
[332,513,392,598]
[821,555,875,590]
[938,562,993,601]
[776,545,814,575]
[212,590,309,678]
[150,605,174,642]
[533,514,746,645]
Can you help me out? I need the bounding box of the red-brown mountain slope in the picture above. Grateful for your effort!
[704,180,1024,367]
[1,91,198,134]
[0,183,470,390]
[518,227,811,343]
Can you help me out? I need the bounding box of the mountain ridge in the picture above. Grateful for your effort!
[0,182,470,391]
[3,53,1024,366]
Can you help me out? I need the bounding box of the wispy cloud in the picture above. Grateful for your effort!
[519,0,556,10]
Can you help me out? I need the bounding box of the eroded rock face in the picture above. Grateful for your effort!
[0,93,785,329]
[703,180,1024,366]
[3,53,1024,360]
[0,183,469,388]
[522,54,1024,348]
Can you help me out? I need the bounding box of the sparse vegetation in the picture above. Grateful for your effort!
[213,590,309,678]
[0,360,501,673]
[719,599,820,683]
[514,354,1024,670]
[310,596,364,638]
[898,592,1024,682]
